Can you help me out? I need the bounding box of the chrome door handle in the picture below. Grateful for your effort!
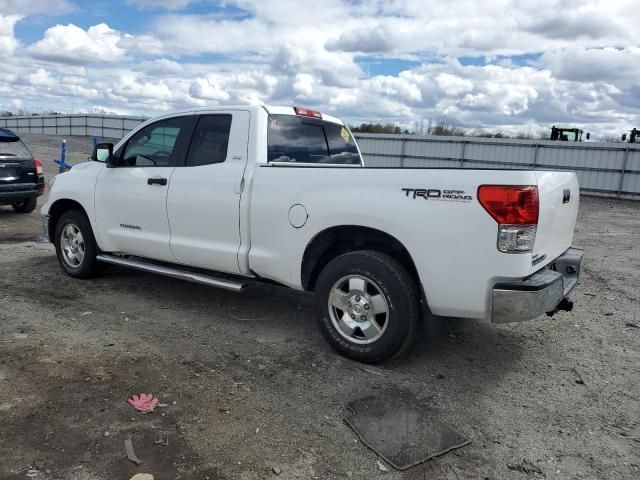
[147,177,167,186]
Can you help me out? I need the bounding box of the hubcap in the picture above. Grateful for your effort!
[60,223,85,267]
[328,275,389,345]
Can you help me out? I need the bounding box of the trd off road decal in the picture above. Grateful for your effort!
[402,188,473,202]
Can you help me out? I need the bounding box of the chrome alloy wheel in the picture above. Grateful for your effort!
[328,274,389,344]
[60,223,85,267]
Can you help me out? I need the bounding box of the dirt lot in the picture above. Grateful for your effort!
[1,135,639,480]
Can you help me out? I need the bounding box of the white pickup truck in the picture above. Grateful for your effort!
[42,105,583,363]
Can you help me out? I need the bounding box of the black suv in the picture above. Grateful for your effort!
[0,128,44,214]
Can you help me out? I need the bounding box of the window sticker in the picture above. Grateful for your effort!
[340,127,350,143]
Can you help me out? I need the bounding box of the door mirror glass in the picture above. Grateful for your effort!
[92,143,115,165]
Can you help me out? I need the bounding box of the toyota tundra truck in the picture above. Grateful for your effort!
[42,106,583,363]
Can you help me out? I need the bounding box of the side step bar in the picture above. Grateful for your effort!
[96,254,247,292]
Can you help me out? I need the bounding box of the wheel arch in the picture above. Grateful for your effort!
[301,225,421,293]
[47,198,90,243]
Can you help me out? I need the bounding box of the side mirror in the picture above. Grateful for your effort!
[91,143,116,167]
[586,132,590,140]
[622,133,627,142]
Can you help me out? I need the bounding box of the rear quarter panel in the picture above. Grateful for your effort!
[248,166,539,320]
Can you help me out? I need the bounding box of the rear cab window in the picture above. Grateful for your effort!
[267,114,361,165]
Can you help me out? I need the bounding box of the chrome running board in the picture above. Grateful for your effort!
[96,254,247,292]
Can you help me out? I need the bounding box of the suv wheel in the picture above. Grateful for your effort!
[54,210,101,278]
[314,250,419,363]
[12,197,37,214]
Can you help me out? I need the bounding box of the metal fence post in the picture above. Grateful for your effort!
[400,137,406,167]
[618,147,630,198]
[532,144,539,168]
[459,140,467,167]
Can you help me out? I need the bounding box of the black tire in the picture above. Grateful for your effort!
[314,250,419,363]
[54,210,101,279]
[12,197,37,214]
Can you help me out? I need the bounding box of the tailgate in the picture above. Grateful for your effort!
[532,171,579,271]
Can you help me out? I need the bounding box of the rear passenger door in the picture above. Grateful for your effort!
[167,110,250,274]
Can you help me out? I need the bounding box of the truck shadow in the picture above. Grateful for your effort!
[93,262,526,382]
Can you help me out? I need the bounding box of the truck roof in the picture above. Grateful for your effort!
[162,105,345,126]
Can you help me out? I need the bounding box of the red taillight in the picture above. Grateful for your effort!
[34,158,43,175]
[34,158,45,193]
[294,106,322,119]
[478,185,539,225]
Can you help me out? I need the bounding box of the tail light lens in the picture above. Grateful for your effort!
[34,158,45,193]
[478,185,539,253]
[34,158,43,176]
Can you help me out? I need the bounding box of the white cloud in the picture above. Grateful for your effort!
[27,23,126,64]
[326,26,396,54]
[0,0,638,138]
[0,0,74,15]
[6,98,24,111]
[0,14,22,55]
[368,75,422,103]
[293,74,314,98]
[190,78,230,101]
[435,73,474,97]
[118,33,166,56]
[541,47,640,82]
[135,58,183,75]
[28,68,57,87]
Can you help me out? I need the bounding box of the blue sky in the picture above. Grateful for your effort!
[1,0,639,137]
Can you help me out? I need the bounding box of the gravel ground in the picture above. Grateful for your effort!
[1,135,639,480]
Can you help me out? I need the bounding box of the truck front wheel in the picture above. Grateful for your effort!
[314,250,419,363]
[54,210,101,279]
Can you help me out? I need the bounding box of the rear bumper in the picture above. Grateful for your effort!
[0,180,43,204]
[491,247,583,324]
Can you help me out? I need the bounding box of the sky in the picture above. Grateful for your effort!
[0,0,639,138]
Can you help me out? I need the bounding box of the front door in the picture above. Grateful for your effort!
[167,111,250,273]
[94,115,193,262]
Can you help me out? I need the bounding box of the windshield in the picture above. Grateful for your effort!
[267,114,361,165]
[0,137,32,158]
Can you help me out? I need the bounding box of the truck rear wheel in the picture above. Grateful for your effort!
[314,250,419,363]
[54,210,101,279]
[12,197,37,214]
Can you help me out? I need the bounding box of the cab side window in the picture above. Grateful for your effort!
[185,115,232,166]
[121,117,188,167]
